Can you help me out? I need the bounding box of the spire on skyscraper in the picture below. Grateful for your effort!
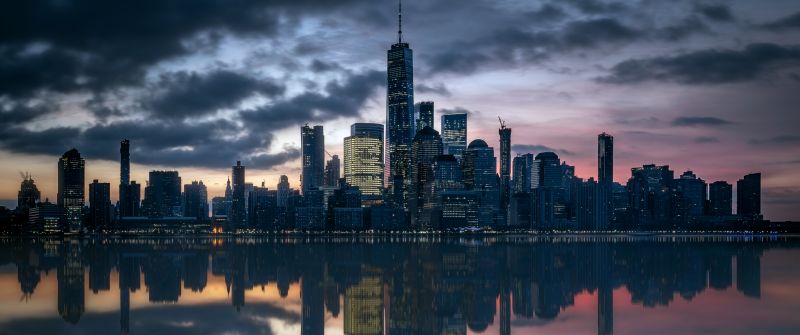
[398,0,403,43]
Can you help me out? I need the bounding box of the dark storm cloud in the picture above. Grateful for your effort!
[309,59,343,72]
[598,43,800,84]
[0,0,368,99]
[144,70,285,120]
[425,18,643,74]
[240,69,385,130]
[696,4,735,22]
[658,17,710,41]
[761,12,800,31]
[0,103,53,129]
[512,144,575,156]
[416,83,452,97]
[671,116,733,127]
[525,4,567,22]
[561,0,628,14]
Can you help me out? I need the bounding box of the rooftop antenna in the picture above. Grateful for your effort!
[398,0,403,44]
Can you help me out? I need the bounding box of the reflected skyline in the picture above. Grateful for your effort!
[0,236,797,334]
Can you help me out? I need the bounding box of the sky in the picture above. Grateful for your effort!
[0,0,799,220]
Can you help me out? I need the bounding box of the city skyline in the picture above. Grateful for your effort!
[1,1,799,220]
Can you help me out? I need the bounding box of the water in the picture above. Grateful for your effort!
[0,235,798,335]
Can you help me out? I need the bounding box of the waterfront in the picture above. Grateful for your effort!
[0,236,798,334]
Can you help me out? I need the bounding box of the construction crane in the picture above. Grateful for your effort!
[498,116,507,129]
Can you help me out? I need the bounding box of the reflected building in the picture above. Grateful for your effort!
[58,241,84,324]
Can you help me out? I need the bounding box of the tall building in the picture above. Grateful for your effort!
[597,133,613,230]
[324,155,341,188]
[576,178,599,230]
[441,113,467,160]
[737,173,761,220]
[708,181,733,216]
[301,124,325,194]
[141,171,181,218]
[277,175,291,207]
[230,161,247,228]
[89,180,111,230]
[627,164,674,229]
[248,185,276,230]
[415,101,434,131]
[58,148,85,233]
[183,181,208,221]
[17,174,40,211]
[463,139,499,227]
[672,171,706,227]
[512,154,534,194]
[344,123,385,201]
[532,152,565,229]
[410,126,443,228]
[498,120,511,210]
[119,139,140,218]
[386,1,414,188]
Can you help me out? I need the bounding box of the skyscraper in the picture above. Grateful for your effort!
[324,155,341,188]
[344,123,385,201]
[58,148,85,233]
[498,119,511,210]
[17,174,40,211]
[277,175,291,207]
[415,101,434,131]
[120,139,130,185]
[141,171,181,218]
[301,124,325,194]
[230,161,247,228]
[737,173,761,220]
[708,181,733,216]
[410,126,443,228]
[512,154,534,194]
[88,180,111,231]
[597,133,613,230]
[386,1,414,188]
[119,139,140,218]
[627,164,674,229]
[441,113,467,160]
[183,181,208,221]
[673,170,706,227]
[463,139,499,227]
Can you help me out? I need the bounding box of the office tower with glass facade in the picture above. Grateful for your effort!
[142,171,182,218]
[673,171,706,227]
[463,139,499,227]
[17,174,40,211]
[89,180,111,230]
[230,161,247,228]
[499,122,511,210]
[709,181,733,216]
[597,133,613,230]
[737,173,761,220]
[410,126,443,228]
[344,123,385,201]
[386,4,414,189]
[627,164,674,229]
[441,113,467,160]
[512,154,534,194]
[183,181,209,221]
[324,155,340,188]
[415,101,434,131]
[302,124,325,194]
[58,148,85,233]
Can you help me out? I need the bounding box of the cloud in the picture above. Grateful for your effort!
[416,83,452,97]
[561,0,628,14]
[0,102,53,130]
[658,17,710,41]
[671,116,732,127]
[511,144,575,156]
[144,70,285,120]
[561,18,642,48]
[763,187,800,205]
[598,43,800,84]
[309,59,342,72]
[525,4,567,22]
[761,12,800,31]
[696,4,735,22]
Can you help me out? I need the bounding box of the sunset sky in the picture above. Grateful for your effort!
[1,0,799,220]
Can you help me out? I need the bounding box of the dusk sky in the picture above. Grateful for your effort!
[1,0,799,220]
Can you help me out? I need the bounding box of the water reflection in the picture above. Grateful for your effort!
[0,236,796,334]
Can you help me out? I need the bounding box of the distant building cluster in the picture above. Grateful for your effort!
[0,6,768,235]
